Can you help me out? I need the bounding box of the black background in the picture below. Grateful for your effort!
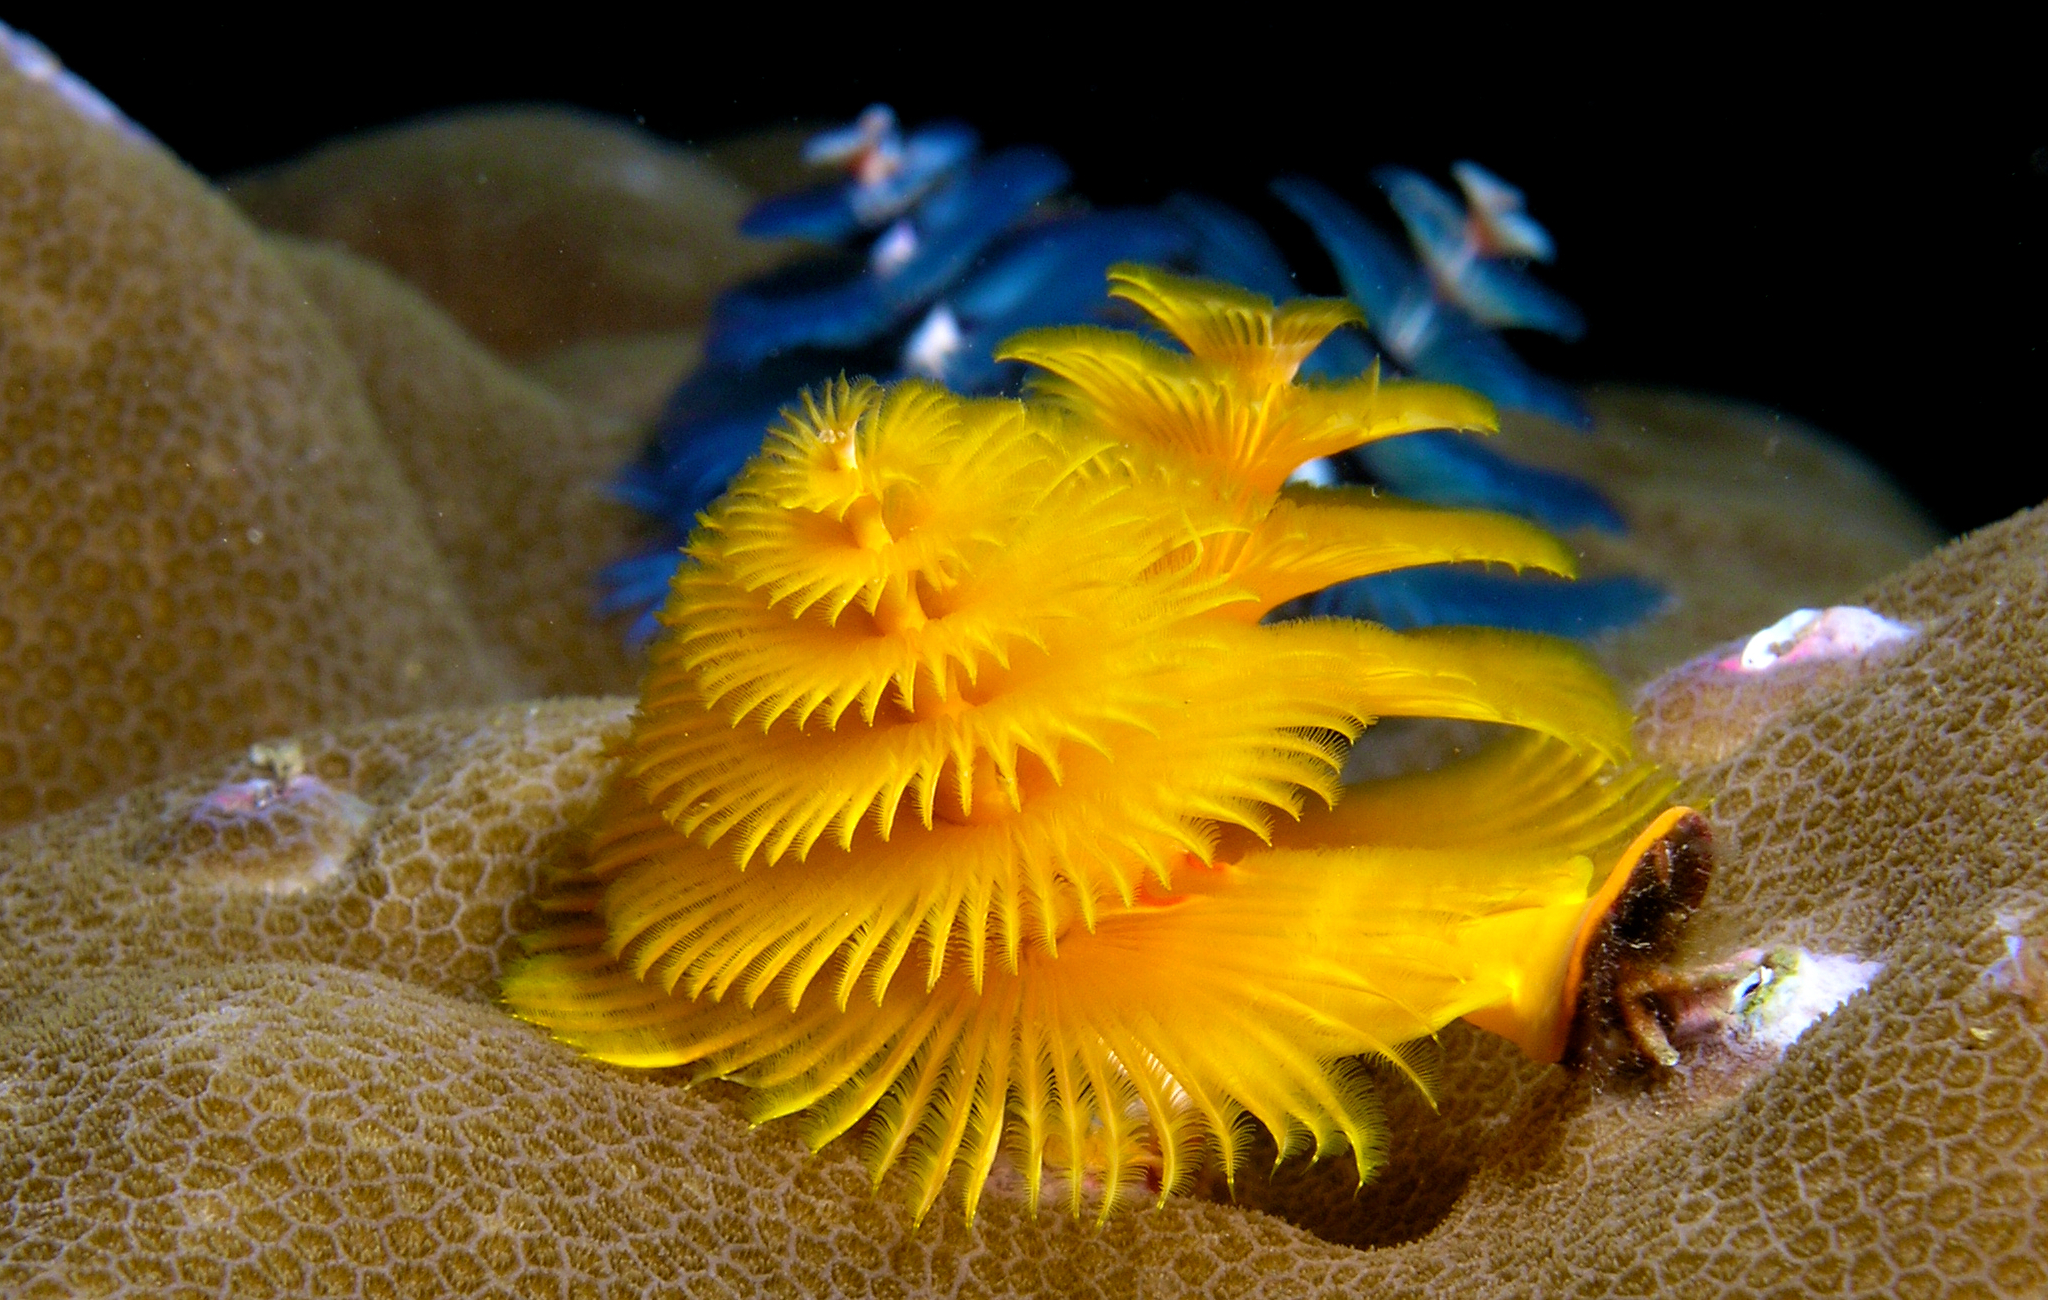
[15,17,2043,536]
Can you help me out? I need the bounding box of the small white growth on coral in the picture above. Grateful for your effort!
[194,778,299,818]
[1736,948,1884,1049]
[1724,605,1918,673]
[1735,608,1821,670]
[249,739,307,784]
[166,761,373,895]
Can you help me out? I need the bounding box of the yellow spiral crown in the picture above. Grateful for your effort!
[505,266,1674,1222]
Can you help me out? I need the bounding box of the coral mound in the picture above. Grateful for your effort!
[0,56,509,830]
[270,239,647,696]
[2,962,903,1299]
[226,107,790,361]
[0,698,630,1007]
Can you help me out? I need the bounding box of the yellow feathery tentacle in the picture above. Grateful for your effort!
[589,619,1412,1013]
[1000,267,1497,495]
[1217,485,1578,618]
[605,606,1643,1017]
[997,327,1218,452]
[1000,327,1495,495]
[1278,730,1677,857]
[1287,366,1499,458]
[506,828,1627,1217]
[1260,620,1635,764]
[1104,262,1364,386]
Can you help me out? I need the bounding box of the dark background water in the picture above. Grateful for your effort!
[17,18,2042,537]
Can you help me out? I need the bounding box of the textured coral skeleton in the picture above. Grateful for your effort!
[503,266,1689,1221]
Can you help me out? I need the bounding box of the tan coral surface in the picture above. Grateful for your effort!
[226,108,791,361]
[0,62,510,832]
[7,504,2048,1297]
[0,698,630,1007]
[270,239,646,697]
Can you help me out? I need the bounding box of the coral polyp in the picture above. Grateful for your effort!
[504,266,1680,1221]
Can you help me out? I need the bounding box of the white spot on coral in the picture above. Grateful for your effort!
[1735,608,1821,670]
[901,304,963,380]
[0,21,153,147]
[1736,947,1884,1049]
[1725,605,1918,673]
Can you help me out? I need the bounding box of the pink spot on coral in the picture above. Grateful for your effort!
[1637,606,1920,769]
[1716,606,1918,674]
[152,767,372,894]
[194,774,326,817]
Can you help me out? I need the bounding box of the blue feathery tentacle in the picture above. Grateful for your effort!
[707,148,1071,367]
[909,209,1193,390]
[601,112,1665,645]
[741,120,979,241]
[1166,192,1298,298]
[1350,432,1625,534]
[1375,165,1585,340]
[1270,176,1591,428]
[1295,567,1668,638]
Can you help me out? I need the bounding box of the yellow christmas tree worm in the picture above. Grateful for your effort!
[504,266,1687,1222]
